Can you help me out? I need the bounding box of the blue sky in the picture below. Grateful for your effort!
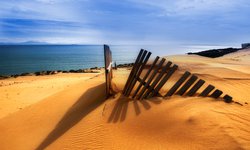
[1,0,250,46]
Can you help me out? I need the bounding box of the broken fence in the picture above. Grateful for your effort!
[122,49,233,103]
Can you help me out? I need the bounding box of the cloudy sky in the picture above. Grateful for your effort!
[0,0,250,46]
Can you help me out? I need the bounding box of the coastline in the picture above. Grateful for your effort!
[0,63,134,80]
[2,44,249,80]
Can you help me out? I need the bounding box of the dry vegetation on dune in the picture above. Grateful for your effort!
[0,50,250,150]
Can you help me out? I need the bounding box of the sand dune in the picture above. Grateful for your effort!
[0,73,101,118]
[0,50,250,150]
[0,73,105,150]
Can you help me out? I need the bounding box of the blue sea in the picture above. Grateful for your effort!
[0,44,225,75]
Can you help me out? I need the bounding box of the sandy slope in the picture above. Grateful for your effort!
[0,73,105,150]
[0,50,250,150]
[0,73,101,118]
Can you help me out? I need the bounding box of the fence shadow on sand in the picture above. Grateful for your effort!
[36,83,106,150]
[107,94,162,123]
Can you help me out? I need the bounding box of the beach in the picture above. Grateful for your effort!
[0,49,250,150]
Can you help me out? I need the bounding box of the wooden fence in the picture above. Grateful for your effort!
[104,45,113,98]
[122,49,233,103]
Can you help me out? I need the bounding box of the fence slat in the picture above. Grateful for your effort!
[143,61,172,99]
[124,50,147,95]
[186,79,205,96]
[164,71,191,97]
[223,95,233,103]
[210,89,223,98]
[135,76,156,92]
[123,49,144,94]
[137,58,166,99]
[149,64,178,98]
[199,85,215,97]
[132,56,160,98]
[176,75,198,96]
[125,51,152,96]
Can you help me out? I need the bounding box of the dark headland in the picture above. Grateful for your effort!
[187,43,250,58]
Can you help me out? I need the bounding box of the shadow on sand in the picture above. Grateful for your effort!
[36,83,106,150]
[108,94,162,123]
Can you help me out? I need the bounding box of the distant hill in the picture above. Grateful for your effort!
[19,41,49,45]
[0,41,49,45]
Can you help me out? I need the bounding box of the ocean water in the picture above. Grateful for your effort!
[0,45,144,75]
[0,44,226,75]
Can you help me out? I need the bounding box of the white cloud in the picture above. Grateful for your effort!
[128,0,249,17]
[1,0,250,45]
[35,0,88,4]
[1,27,104,44]
[0,0,107,44]
[35,0,56,4]
[0,0,88,22]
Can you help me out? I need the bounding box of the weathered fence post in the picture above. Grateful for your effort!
[104,44,113,98]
